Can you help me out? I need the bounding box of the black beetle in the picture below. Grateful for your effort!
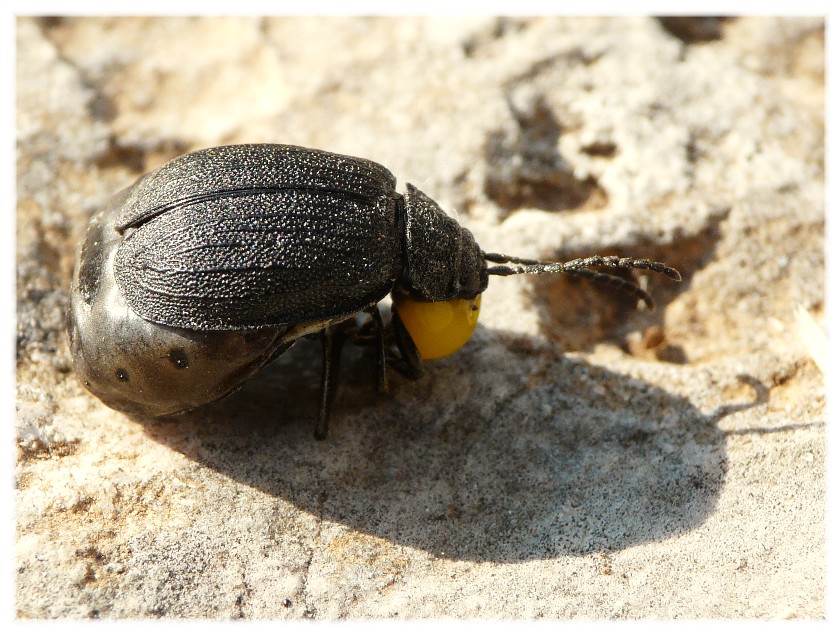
[66,144,680,438]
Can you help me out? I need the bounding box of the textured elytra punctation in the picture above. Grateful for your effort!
[115,189,402,331]
[114,144,398,231]
[110,144,406,332]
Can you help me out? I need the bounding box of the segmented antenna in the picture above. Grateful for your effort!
[483,253,681,311]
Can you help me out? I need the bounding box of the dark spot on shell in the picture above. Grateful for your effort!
[168,348,189,369]
[115,368,129,382]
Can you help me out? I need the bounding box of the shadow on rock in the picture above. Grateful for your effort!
[139,325,731,563]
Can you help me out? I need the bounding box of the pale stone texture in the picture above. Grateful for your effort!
[16,16,824,618]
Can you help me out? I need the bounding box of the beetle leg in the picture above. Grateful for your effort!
[390,311,424,380]
[364,305,388,394]
[315,325,346,440]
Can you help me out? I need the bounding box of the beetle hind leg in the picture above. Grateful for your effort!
[315,325,346,440]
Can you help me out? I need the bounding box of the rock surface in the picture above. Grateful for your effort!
[16,16,824,618]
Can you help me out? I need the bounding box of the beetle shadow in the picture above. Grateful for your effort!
[143,327,748,562]
[136,322,746,564]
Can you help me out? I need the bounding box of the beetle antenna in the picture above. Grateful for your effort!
[483,253,681,311]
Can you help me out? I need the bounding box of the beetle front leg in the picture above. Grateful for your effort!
[390,311,424,380]
[315,325,346,440]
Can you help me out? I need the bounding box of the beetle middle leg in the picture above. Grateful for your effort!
[364,305,388,394]
[344,305,389,394]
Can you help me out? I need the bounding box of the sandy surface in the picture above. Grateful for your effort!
[15,16,824,618]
